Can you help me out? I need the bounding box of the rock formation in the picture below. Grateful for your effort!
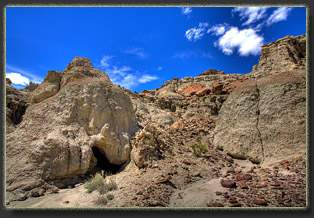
[6,57,138,201]
[5,34,307,208]
[197,69,225,77]
[213,35,306,164]
[251,34,306,77]
[5,78,29,132]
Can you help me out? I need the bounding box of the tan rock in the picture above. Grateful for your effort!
[29,70,62,103]
[213,70,306,164]
[6,57,138,201]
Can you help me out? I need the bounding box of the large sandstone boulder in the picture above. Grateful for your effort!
[213,70,306,164]
[6,57,138,201]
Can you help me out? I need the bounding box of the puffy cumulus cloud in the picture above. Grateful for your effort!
[6,72,30,85]
[185,22,209,41]
[181,7,192,15]
[6,64,44,84]
[99,55,113,68]
[207,23,230,36]
[266,7,292,26]
[216,27,264,56]
[138,74,158,83]
[232,7,268,26]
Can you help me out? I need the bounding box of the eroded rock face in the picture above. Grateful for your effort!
[251,34,306,77]
[197,69,225,77]
[29,70,61,103]
[131,122,173,168]
[5,78,29,132]
[6,57,138,201]
[213,70,306,164]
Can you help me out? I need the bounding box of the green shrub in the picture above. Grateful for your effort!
[84,173,118,195]
[191,139,208,156]
[106,179,118,191]
[106,194,114,201]
[95,195,108,205]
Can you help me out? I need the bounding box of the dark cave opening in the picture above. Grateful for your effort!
[91,147,124,175]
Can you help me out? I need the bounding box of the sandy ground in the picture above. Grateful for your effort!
[7,159,256,209]
[7,184,98,208]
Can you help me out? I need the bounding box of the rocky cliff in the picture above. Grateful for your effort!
[251,34,306,77]
[6,57,138,201]
[6,34,307,208]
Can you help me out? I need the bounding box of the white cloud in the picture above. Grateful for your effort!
[6,72,30,85]
[182,7,192,15]
[216,27,264,56]
[6,64,44,84]
[173,50,212,59]
[232,7,268,26]
[207,23,230,36]
[123,47,147,58]
[106,66,131,77]
[99,55,113,68]
[138,74,158,83]
[99,58,158,90]
[114,74,137,90]
[157,66,163,71]
[266,7,292,26]
[185,22,209,41]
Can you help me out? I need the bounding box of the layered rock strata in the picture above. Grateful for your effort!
[251,34,306,77]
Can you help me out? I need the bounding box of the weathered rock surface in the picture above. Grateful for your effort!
[30,70,61,103]
[6,34,307,208]
[5,78,29,132]
[213,70,306,164]
[6,57,138,201]
[251,34,306,77]
[197,69,225,77]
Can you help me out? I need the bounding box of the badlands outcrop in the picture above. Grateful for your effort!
[6,57,138,201]
[5,34,307,208]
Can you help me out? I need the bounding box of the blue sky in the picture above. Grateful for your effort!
[6,6,306,92]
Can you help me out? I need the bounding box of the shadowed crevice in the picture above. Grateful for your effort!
[91,147,123,175]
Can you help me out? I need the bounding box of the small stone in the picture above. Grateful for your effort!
[226,167,235,174]
[32,135,37,140]
[236,174,252,181]
[221,179,236,188]
[155,175,172,184]
[215,191,222,196]
[238,181,249,189]
[230,202,241,207]
[279,160,290,165]
[253,199,268,206]
[182,160,191,165]
[142,194,149,200]
[192,172,201,177]
[63,200,70,204]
